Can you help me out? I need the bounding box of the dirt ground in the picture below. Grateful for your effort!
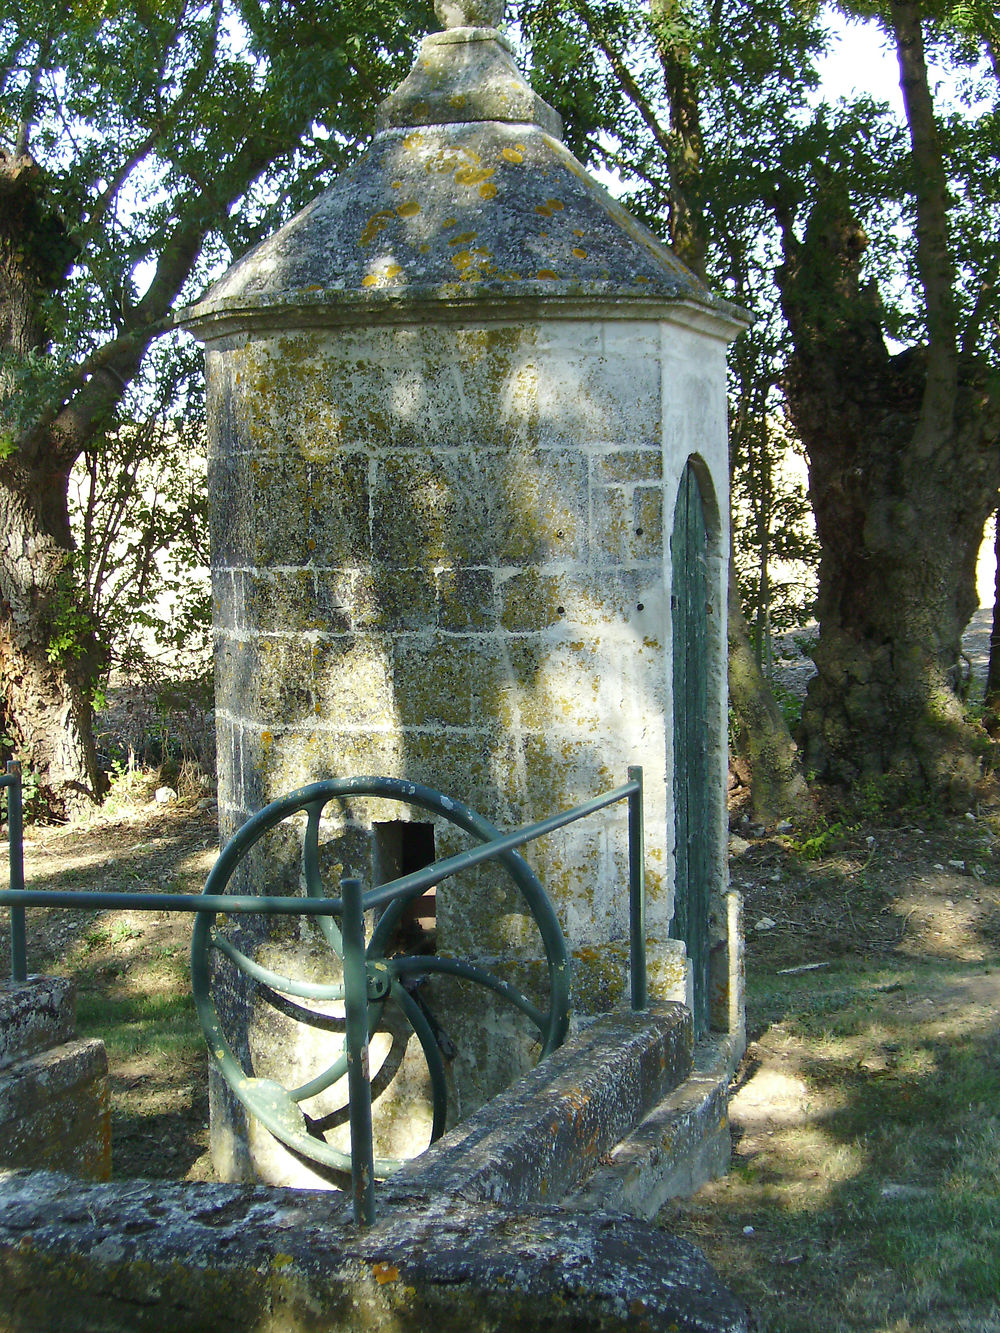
[2,783,999,1192]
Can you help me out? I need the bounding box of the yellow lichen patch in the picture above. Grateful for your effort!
[536,269,559,280]
[403,131,426,151]
[359,209,395,245]
[372,1262,400,1285]
[362,263,404,287]
[455,166,495,187]
[535,204,553,217]
[635,275,651,283]
[546,199,565,211]
[572,247,588,259]
[573,228,585,238]
[448,92,466,107]
[479,182,497,199]
[395,200,421,218]
[502,147,523,163]
[442,216,458,228]
[448,231,478,246]
[418,243,430,253]
[452,252,473,270]
[390,180,402,189]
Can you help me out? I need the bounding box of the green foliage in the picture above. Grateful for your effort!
[45,563,100,668]
[788,817,850,860]
[766,676,804,730]
[0,0,440,784]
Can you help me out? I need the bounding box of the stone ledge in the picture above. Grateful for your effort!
[0,1172,749,1332]
[567,1036,738,1218]
[0,1038,110,1181]
[0,978,75,1071]
[386,1002,692,1208]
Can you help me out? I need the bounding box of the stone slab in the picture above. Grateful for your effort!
[568,1036,739,1218]
[0,1038,110,1181]
[385,1002,692,1208]
[0,977,75,1071]
[0,1172,749,1332]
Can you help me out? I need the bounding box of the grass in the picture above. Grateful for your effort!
[663,960,1000,1332]
[75,985,202,1063]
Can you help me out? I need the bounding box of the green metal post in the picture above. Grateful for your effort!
[341,876,376,1226]
[627,765,647,1011]
[5,762,26,984]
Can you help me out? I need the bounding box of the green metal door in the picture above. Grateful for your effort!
[671,461,711,1038]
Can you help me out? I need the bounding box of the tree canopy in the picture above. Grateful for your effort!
[0,0,434,812]
[516,0,1000,805]
[2,0,998,814]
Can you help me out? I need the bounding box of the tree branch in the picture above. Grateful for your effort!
[889,0,958,455]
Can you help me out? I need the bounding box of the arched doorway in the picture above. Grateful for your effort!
[671,459,712,1038]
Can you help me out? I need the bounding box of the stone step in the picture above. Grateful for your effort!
[386,1001,693,1208]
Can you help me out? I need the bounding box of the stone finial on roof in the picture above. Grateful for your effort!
[377,0,560,136]
[435,0,505,27]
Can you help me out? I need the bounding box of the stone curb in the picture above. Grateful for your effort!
[385,1002,692,1207]
[0,1172,749,1332]
[568,1036,737,1218]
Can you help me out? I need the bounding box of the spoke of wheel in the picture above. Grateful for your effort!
[391,979,448,1142]
[211,930,347,1001]
[304,799,342,954]
[390,955,547,1033]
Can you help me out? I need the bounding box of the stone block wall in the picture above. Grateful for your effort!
[201,307,736,1181]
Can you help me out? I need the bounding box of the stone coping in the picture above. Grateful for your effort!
[0,1172,748,1331]
[388,1002,692,1207]
[0,1004,748,1328]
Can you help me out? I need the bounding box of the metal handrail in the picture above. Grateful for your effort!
[1,762,25,983]
[0,765,647,1225]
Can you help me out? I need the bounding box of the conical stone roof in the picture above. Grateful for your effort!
[182,0,742,337]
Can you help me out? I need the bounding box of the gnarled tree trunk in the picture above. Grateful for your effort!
[772,4,1000,807]
[0,463,104,814]
[775,201,1000,805]
[0,148,103,815]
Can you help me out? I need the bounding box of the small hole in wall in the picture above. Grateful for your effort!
[636,603,644,612]
[556,605,565,616]
[556,530,564,539]
[636,527,644,537]
[374,821,436,954]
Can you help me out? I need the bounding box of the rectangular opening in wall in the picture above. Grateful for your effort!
[373,820,436,953]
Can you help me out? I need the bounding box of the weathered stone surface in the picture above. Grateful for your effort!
[569,1036,739,1217]
[0,1173,749,1332]
[0,1038,110,1181]
[0,978,75,1071]
[384,1003,692,1208]
[182,0,746,1187]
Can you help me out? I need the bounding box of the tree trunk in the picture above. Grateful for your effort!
[0,459,104,816]
[986,506,1000,705]
[0,148,103,816]
[775,190,1000,806]
[727,557,808,825]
